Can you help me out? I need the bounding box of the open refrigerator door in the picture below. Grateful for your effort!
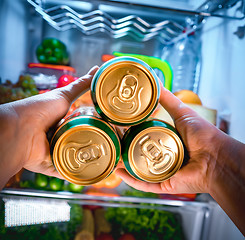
[0,0,245,239]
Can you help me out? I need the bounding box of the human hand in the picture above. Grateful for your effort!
[0,66,99,189]
[115,84,228,194]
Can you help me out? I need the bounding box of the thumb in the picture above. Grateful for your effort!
[41,65,99,129]
[159,84,199,122]
[56,65,99,104]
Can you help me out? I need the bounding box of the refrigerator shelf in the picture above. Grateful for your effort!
[27,0,245,45]
[0,188,210,210]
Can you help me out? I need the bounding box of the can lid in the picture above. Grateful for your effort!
[128,126,184,182]
[51,117,120,185]
[92,57,159,125]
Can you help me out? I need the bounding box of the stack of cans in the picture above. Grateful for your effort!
[50,57,184,185]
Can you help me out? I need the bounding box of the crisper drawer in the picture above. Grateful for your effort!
[0,187,214,240]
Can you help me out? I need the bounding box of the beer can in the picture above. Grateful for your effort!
[91,56,160,126]
[50,113,121,185]
[121,119,184,183]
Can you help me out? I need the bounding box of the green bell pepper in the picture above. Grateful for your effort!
[36,38,69,65]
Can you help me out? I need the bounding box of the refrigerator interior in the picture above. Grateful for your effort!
[0,0,245,239]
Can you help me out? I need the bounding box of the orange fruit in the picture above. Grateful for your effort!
[92,171,122,189]
[85,188,120,197]
[173,90,202,105]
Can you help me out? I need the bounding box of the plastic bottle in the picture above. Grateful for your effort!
[161,32,202,93]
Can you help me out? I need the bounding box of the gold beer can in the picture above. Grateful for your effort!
[121,119,184,183]
[91,56,160,126]
[50,112,121,185]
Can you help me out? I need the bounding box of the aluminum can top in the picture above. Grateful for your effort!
[91,56,160,126]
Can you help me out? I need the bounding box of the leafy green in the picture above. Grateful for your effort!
[66,203,83,237]
[105,188,185,240]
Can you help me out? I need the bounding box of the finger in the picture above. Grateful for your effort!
[38,167,66,180]
[160,85,198,121]
[115,168,167,194]
[115,159,124,169]
[57,65,99,104]
[40,66,99,129]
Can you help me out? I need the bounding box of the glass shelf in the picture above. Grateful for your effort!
[0,188,209,209]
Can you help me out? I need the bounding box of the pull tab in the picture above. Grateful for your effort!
[119,74,138,101]
[141,138,163,162]
[107,73,143,115]
[139,136,175,175]
[63,142,104,173]
[76,144,101,164]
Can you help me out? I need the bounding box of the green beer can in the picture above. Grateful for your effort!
[50,111,121,185]
[121,119,184,183]
[91,56,160,126]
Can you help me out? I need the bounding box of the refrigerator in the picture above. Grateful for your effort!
[0,0,244,239]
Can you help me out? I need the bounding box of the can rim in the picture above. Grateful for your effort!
[51,116,121,185]
[91,56,160,126]
[122,119,184,183]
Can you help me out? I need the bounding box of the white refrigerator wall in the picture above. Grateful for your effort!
[0,0,29,84]
[199,11,245,143]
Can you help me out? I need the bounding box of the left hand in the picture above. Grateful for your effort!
[0,66,99,189]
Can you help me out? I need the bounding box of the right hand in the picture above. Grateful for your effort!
[116,85,228,194]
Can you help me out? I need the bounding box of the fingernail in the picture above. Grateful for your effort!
[88,65,99,74]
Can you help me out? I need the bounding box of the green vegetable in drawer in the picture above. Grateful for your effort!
[106,207,184,240]
[34,173,48,189]
[49,177,64,191]
[68,183,84,193]
[105,189,184,240]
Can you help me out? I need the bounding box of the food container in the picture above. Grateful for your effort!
[121,119,184,183]
[50,112,121,185]
[91,56,160,126]
[25,63,76,90]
